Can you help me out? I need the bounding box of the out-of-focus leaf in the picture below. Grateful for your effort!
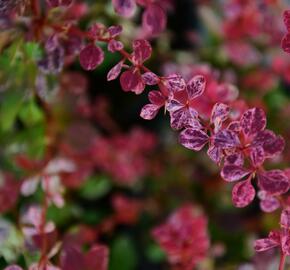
[18,99,44,126]
[24,42,42,60]
[145,242,165,263]
[79,176,112,200]
[109,236,137,270]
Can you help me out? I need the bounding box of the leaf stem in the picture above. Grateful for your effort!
[279,252,286,270]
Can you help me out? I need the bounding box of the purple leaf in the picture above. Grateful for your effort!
[221,165,251,182]
[120,68,145,94]
[179,128,209,151]
[240,108,266,137]
[232,180,255,208]
[169,107,198,130]
[213,129,240,148]
[142,72,159,85]
[211,103,230,132]
[61,246,85,270]
[131,39,152,64]
[79,44,104,71]
[224,153,244,166]
[163,74,186,93]
[112,0,136,18]
[284,10,290,31]
[186,75,206,100]
[107,60,124,81]
[250,146,265,167]
[227,121,241,133]
[260,195,280,213]
[142,4,166,36]
[140,104,160,120]
[108,25,123,37]
[207,145,223,164]
[108,39,124,52]
[280,209,290,228]
[257,170,290,195]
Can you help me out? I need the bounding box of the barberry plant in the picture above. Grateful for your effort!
[1,0,290,269]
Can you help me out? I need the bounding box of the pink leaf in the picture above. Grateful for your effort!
[79,44,104,70]
[255,234,280,252]
[142,72,159,85]
[260,195,280,213]
[163,74,186,93]
[120,68,145,94]
[225,153,244,166]
[179,128,209,151]
[61,247,85,270]
[240,108,266,137]
[280,209,290,228]
[112,0,136,18]
[282,33,290,54]
[232,180,255,208]
[85,245,109,270]
[108,39,124,52]
[257,170,290,195]
[107,60,124,81]
[221,165,251,182]
[213,130,240,148]
[284,10,290,31]
[108,25,123,37]
[186,75,206,100]
[281,228,290,255]
[140,104,160,120]
[4,266,23,270]
[142,4,167,36]
[169,107,198,130]
[131,39,152,64]
[207,145,223,164]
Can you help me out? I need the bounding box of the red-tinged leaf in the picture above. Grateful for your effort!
[227,121,241,133]
[240,108,266,137]
[224,153,244,166]
[255,233,280,252]
[232,180,255,208]
[186,75,206,100]
[148,91,165,106]
[284,10,290,31]
[281,33,289,54]
[61,246,86,270]
[108,25,123,37]
[250,146,265,167]
[85,245,109,270]
[120,68,145,94]
[79,44,104,70]
[280,209,290,228]
[169,107,198,130]
[142,4,167,36]
[179,128,209,151]
[207,145,223,164]
[211,103,230,132]
[108,39,124,52]
[140,104,160,120]
[131,39,152,64]
[257,170,290,195]
[112,0,136,18]
[187,118,203,130]
[163,74,186,93]
[107,60,124,81]
[142,72,159,85]
[221,165,251,182]
[213,129,240,148]
[260,196,280,213]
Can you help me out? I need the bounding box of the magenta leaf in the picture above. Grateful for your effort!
[120,68,145,94]
[213,130,240,148]
[4,266,23,270]
[240,108,266,137]
[79,44,104,71]
[257,170,290,195]
[224,153,244,166]
[282,33,290,54]
[211,103,230,132]
[232,180,255,208]
[221,165,251,182]
[281,228,290,255]
[142,4,166,36]
[131,39,152,64]
[61,246,86,270]
[148,91,165,106]
[85,245,109,270]
[112,0,136,18]
[107,60,124,81]
[140,104,160,120]
[169,107,198,130]
[260,195,280,213]
[227,121,241,133]
[142,72,159,85]
[163,74,186,93]
[108,39,124,52]
[207,145,223,164]
[108,25,123,37]
[280,209,290,228]
[255,232,280,252]
[179,128,209,151]
[186,75,206,100]
[250,146,265,167]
